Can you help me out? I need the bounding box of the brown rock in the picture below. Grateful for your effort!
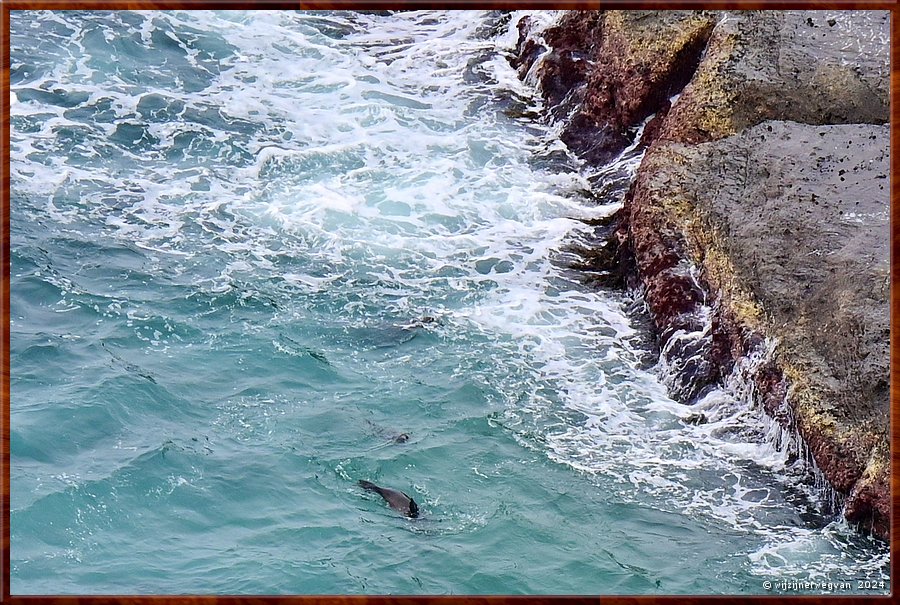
[844,442,891,538]
[626,122,890,539]
[511,9,891,540]
[658,11,889,145]
[516,10,717,164]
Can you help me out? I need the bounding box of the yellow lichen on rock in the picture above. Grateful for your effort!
[605,10,717,71]
[660,23,742,143]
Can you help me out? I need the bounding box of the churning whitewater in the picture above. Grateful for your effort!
[10,10,888,595]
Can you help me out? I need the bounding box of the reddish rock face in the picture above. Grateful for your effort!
[755,359,789,421]
[538,11,604,114]
[844,470,891,539]
[645,271,704,334]
[560,116,631,167]
[509,16,545,75]
[570,16,714,162]
[514,11,716,165]
[804,434,868,494]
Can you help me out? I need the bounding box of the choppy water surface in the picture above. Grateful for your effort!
[9,10,890,595]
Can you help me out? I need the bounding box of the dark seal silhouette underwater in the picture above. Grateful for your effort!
[358,480,419,518]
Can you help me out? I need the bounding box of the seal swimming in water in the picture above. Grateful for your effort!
[364,420,410,446]
[358,480,419,518]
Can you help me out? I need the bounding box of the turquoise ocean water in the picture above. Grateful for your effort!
[9,10,890,595]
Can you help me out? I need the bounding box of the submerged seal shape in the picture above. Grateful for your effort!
[358,480,419,518]
[364,419,410,445]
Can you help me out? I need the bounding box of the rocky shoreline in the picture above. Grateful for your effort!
[511,10,890,540]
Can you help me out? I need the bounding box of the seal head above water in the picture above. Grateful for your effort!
[358,480,419,518]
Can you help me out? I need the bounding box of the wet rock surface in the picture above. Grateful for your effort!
[513,9,890,539]
[657,11,889,146]
[515,10,717,165]
[633,122,890,538]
